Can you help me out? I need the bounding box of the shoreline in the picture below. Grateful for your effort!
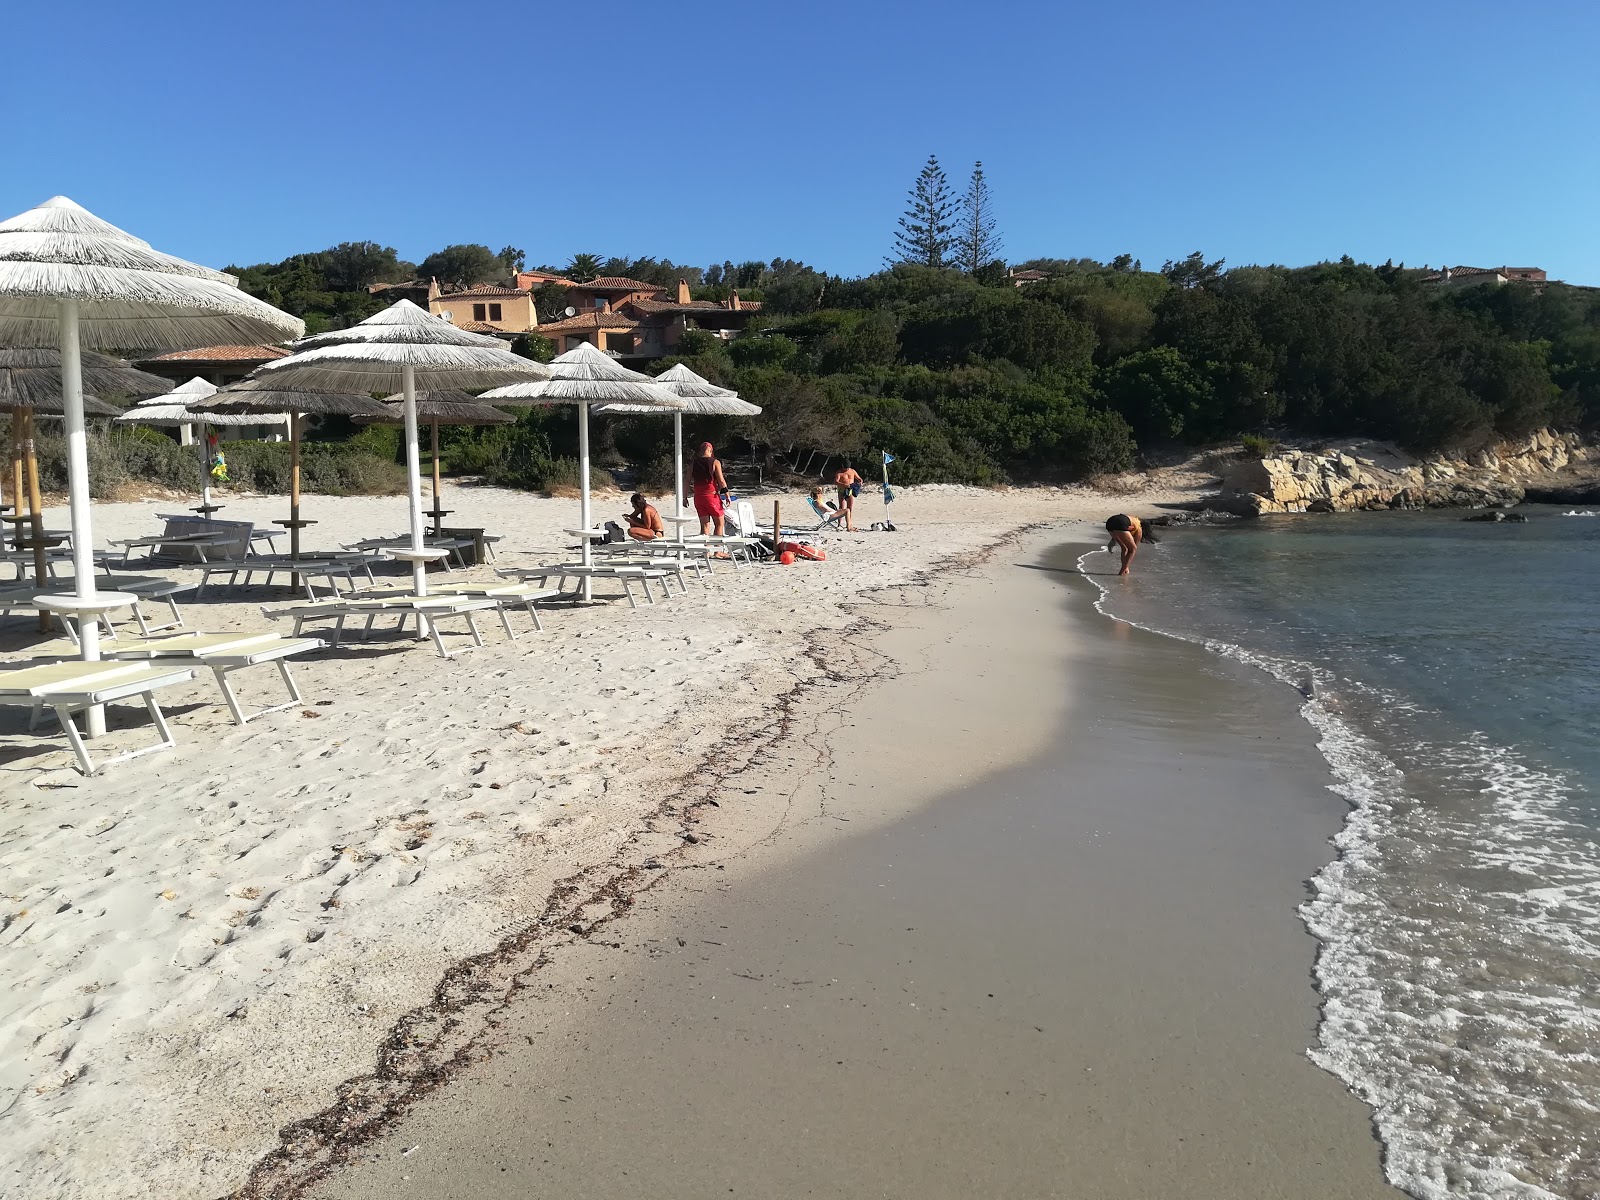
[298,529,1398,1200]
[4,487,1128,1200]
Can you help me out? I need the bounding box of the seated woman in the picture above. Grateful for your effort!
[625,493,665,541]
[808,486,844,527]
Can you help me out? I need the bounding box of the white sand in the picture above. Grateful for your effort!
[0,479,1195,1199]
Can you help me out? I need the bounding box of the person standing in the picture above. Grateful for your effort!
[692,441,730,536]
[833,464,863,532]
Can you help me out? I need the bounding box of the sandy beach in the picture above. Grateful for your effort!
[285,527,1398,1200]
[3,481,1168,1199]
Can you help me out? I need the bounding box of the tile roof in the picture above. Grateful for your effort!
[537,311,639,332]
[140,344,290,363]
[577,277,664,292]
[435,285,529,300]
[623,298,724,315]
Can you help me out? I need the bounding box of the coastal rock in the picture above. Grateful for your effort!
[1212,429,1595,517]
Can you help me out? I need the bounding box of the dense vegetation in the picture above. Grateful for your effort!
[216,164,1600,489]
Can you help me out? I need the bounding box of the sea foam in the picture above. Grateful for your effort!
[1076,545,1600,1200]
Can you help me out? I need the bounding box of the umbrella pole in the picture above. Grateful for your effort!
[674,411,685,543]
[401,364,427,598]
[196,422,211,514]
[430,420,442,535]
[289,412,302,560]
[6,416,21,551]
[59,299,105,736]
[22,410,49,632]
[578,402,592,602]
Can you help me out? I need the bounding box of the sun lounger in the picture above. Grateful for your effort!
[97,631,324,724]
[343,535,473,569]
[496,563,675,609]
[0,659,195,775]
[260,594,498,659]
[423,583,559,637]
[195,554,378,599]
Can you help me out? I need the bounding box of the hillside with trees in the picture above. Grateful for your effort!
[219,157,1600,490]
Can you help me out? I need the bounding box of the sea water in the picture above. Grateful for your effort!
[1080,507,1600,1200]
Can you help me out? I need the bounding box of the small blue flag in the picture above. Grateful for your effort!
[882,451,896,465]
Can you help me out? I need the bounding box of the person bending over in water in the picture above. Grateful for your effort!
[1104,513,1152,576]
[625,493,664,541]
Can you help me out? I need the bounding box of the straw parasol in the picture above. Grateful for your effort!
[243,300,547,594]
[191,380,396,558]
[0,195,302,733]
[481,342,684,599]
[2,349,157,619]
[116,377,289,518]
[595,362,760,526]
[351,392,513,533]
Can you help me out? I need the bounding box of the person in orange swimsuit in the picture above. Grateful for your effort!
[625,494,664,541]
[1105,513,1145,576]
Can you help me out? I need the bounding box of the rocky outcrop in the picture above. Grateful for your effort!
[1212,430,1595,516]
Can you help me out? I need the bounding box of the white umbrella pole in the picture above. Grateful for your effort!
[401,364,427,597]
[674,411,685,543]
[60,299,105,737]
[578,402,592,601]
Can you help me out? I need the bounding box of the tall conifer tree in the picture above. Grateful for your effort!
[891,155,958,269]
[958,161,1002,274]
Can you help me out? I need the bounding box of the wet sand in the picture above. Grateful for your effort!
[306,531,1401,1200]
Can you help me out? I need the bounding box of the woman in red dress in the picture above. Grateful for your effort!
[691,441,730,536]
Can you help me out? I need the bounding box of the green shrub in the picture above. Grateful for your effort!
[1240,433,1276,458]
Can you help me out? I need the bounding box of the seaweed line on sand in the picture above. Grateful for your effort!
[223,524,1043,1200]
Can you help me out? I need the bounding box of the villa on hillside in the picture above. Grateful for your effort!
[1422,265,1547,289]
[426,275,761,361]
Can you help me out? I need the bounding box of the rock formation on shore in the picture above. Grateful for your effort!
[1211,430,1596,516]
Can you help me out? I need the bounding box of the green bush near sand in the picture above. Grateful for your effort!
[26,428,407,499]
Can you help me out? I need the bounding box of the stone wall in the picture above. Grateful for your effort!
[1213,430,1595,516]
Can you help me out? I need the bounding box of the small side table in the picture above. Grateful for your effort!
[32,591,140,642]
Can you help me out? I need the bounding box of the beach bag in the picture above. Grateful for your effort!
[603,520,626,543]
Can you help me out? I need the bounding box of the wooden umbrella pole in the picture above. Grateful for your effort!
[430,419,441,534]
[22,411,49,630]
[6,414,22,550]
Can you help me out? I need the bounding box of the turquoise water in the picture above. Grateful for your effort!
[1081,507,1600,1200]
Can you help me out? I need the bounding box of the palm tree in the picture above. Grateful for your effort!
[564,252,602,281]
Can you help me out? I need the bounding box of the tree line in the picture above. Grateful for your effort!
[224,190,1600,489]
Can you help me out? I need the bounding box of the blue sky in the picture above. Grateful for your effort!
[4,0,1597,282]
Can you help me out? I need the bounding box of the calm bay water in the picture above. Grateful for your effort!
[1080,507,1600,1200]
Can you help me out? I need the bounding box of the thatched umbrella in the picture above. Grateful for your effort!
[481,342,683,599]
[190,381,396,558]
[351,392,513,533]
[1,349,147,621]
[596,362,760,525]
[242,300,546,594]
[0,195,301,733]
[116,376,289,517]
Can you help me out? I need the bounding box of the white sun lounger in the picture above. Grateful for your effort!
[495,563,675,609]
[195,555,378,600]
[0,660,195,775]
[347,582,560,639]
[97,631,325,724]
[260,595,498,659]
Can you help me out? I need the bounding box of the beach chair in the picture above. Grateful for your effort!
[259,594,498,659]
[496,563,676,609]
[0,659,195,775]
[97,631,325,724]
[806,496,846,529]
[348,581,560,639]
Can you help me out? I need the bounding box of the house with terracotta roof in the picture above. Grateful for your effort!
[428,284,538,335]
[541,280,762,359]
[1422,265,1547,289]
[134,344,290,385]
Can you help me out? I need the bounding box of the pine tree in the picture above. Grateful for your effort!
[958,162,1002,274]
[891,155,958,269]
